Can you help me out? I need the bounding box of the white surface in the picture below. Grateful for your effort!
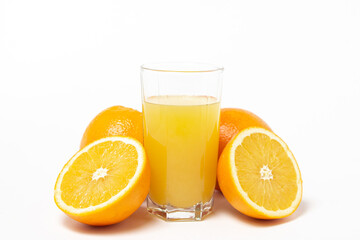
[1,0,359,239]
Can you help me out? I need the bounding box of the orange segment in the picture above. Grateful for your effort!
[54,136,150,226]
[218,127,302,219]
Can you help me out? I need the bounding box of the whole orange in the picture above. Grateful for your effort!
[80,106,143,149]
[219,108,271,157]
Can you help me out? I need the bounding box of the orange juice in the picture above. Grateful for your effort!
[143,95,220,208]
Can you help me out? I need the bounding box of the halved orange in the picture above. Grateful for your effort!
[54,136,150,226]
[217,127,302,219]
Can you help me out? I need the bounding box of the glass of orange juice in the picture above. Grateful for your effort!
[141,62,223,221]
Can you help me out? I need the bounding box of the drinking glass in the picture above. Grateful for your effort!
[141,62,223,221]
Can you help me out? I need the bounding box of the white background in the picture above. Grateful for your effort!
[1,0,360,239]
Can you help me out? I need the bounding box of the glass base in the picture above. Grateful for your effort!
[147,196,213,221]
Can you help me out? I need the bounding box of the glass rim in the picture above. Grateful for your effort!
[141,62,224,73]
